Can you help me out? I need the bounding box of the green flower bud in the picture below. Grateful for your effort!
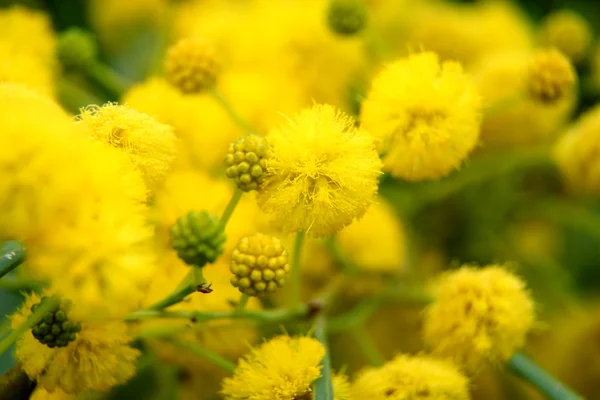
[30,296,81,349]
[170,211,226,267]
[327,0,368,36]
[57,28,98,71]
[230,233,290,296]
[225,134,270,192]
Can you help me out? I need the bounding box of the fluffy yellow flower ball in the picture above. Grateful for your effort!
[220,335,324,400]
[526,48,576,104]
[538,9,593,63]
[423,265,535,371]
[361,52,482,181]
[12,294,140,394]
[554,105,600,195]
[258,104,382,237]
[352,354,471,400]
[337,197,406,274]
[77,103,177,193]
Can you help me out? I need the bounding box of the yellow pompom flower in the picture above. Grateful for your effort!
[423,265,535,371]
[337,197,406,274]
[527,48,576,104]
[258,104,382,237]
[554,105,600,195]
[77,103,177,193]
[31,388,75,400]
[472,50,575,149]
[352,354,471,400]
[0,5,57,64]
[538,10,593,63]
[12,294,140,394]
[0,42,54,94]
[165,37,220,94]
[361,52,482,181]
[220,335,325,400]
[332,374,352,400]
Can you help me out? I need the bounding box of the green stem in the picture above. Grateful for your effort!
[235,294,249,313]
[291,232,306,310]
[313,314,334,400]
[147,271,197,311]
[0,278,44,294]
[219,189,243,231]
[507,352,584,400]
[0,297,59,356]
[126,305,309,324]
[326,237,359,274]
[209,88,256,133]
[85,62,131,97]
[0,241,25,279]
[352,325,385,366]
[167,338,236,373]
[193,266,205,288]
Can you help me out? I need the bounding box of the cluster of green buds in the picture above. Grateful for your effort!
[327,0,368,36]
[31,296,81,349]
[230,233,290,296]
[170,211,226,267]
[225,134,270,192]
[57,27,98,71]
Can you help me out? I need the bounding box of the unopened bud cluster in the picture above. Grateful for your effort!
[57,28,97,71]
[527,48,576,104]
[327,0,368,36]
[225,134,270,191]
[164,37,219,94]
[31,296,82,349]
[170,211,226,267]
[230,234,290,296]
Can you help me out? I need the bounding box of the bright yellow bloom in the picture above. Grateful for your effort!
[221,335,324,400]
[0,83,155,317]
[31,388,75,400]
[258,104,382,237]
[527,48,576,104]
[352,354,471,400]
[423,265,535,371]
[165,37,219,94]
[538,9,592,63]
[337,197,406,273]
[0,42,54,94]
[554,105,600,195]
[472,50,575,149]
[361,52,482,181]
[12,294,140,394]
[123,78,241,171]
[332,374,352,400]
[77,103,177,193]
[407,1,533,67]
[0,5,57,64]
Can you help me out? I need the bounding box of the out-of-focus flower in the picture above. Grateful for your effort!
[12,294,140,394]
[258,104,382,237]
[77,103,177,194]
[554,105,600,195]
[352,354,471,399]
[527,48,576,104]
[165,37,220,94]
[220,335,324,400]
[423,265,535,371]
[361,51,482,181]
[538,10,593,63]
[471,50,575,149]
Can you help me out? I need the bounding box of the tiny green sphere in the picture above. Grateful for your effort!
[57,28,98,70]
[30,296,81,348]
[170,211,226,267]
[327,0,368,36]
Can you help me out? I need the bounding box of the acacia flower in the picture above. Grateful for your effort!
[423,265,535,371]
[164,37,219,94]
[221,335,325,400]
[361,51,482,181]
[77,103,177,194]
[538,9,593,63]
[352,354,471,400]
[257,104,382,237]
[12,294,140,394]
[527,48,576,104]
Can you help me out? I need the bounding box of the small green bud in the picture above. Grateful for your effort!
[327,0,368,36]
[225,134,270,192]
[170,211,226,267]
[30,296,80,349]
[57,27,97,71]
